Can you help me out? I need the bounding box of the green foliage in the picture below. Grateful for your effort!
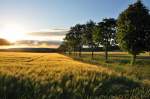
[62,20,97,58]
[97,18,116,61]
[92,26,101,47]
[83,20,96,58]
[83,20,95,46]
[117,1,150,64]
[97,18,116,47]
[63,24,85,56]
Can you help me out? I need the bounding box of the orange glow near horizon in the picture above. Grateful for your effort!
[0,23,66,43]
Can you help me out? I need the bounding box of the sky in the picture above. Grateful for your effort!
[0,0,150,47]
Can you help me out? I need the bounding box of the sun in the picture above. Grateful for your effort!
[0,23,26,42]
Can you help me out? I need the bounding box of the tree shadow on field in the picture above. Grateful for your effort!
[98,77,140,95]
[69,54,150,65]
[105,54,150,65]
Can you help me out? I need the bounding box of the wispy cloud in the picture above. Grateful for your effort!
[28,31,67,36]
[28,28,69,36]
[12,28,69,48]
[15,40,61,48]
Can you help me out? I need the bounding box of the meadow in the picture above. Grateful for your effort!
[69,52,150,82]
[0,52,149,99]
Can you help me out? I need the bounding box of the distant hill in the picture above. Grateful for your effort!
[0,38,10,45]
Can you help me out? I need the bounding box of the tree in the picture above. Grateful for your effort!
[97,18,116,62]
[73,24,85,57]
[83,20,96,59]
[92,25,101,49]
[117,0,150,65]
[145,14,150,55]
[58,41,68,52]
[64,28,77,55]
[63,24,84,56]
[0,38,10,45]
[145,29,150,55]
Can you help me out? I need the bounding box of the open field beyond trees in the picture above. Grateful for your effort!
[0,52,149,99]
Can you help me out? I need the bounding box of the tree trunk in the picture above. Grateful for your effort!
[79,46,82,57]
[92,50,94,59]
[91,45,94,59]
[105,48,108,62]
[104,44,108,62]
[131,54,136,65]
[73,46,76,56]
[68,50,71,55]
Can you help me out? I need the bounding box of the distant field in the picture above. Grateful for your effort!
[0,52,150,99]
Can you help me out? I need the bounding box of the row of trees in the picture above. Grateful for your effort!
[59,1,150,65]
[59,18,116,59]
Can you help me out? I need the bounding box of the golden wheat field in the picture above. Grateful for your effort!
[0,52,149,99]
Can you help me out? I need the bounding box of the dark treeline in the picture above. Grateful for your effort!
[59,1,150,65]
[58,18,117,61]
[0,38,10,45]
[0,48,58,53]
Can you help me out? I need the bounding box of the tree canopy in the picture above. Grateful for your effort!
[97,18,116,61]
[117,0,150,65]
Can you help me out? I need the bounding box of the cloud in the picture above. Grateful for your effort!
[28,31,67,36]
[12,28,69,48]
[16,40,62,45]
[15,40,62,48]
[27,28,69,36]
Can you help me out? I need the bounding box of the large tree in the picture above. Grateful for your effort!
[64,28,77,55]
[117,0,150,65]
[145,30,150,55]
[97,18,116,62]
[145,15,150,55]
[83,20,96,59]
[73,24,85,57]
[92,25,101,49]
[63,24,84,56]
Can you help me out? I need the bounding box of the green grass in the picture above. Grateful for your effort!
[0,52,149,99]
[67,52,150,83]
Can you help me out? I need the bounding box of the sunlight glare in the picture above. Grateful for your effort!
[0,23,27,42]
